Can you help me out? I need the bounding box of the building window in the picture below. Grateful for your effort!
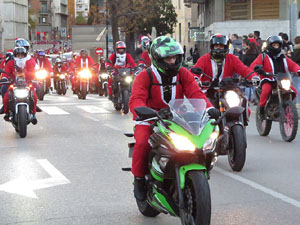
[41,3,47,13]
[225,0,279,20]
[179,23,182,43]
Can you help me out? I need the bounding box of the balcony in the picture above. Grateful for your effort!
[184,0,207,5]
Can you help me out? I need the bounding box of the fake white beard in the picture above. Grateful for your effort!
[14,58,27,69]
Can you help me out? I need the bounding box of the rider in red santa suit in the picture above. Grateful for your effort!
[35,50,54,90]
[72,49,95,92]
[105,41,137,100]
[129,36,220,200]
[2,47,38,124]
[138,36,152,67]
[250,35,300,117]
[191,34,259,122]
[15,38,36,69]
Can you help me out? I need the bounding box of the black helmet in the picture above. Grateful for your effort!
[266,35,283,55]
[149,36,184,77]
[13,47,27,58]
[210,34,229,62]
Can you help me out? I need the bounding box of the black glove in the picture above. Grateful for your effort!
[207,108,220,120]
[254,65,266,76]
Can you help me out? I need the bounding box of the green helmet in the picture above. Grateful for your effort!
[150,36,184,77]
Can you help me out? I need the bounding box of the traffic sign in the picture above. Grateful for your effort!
[95,47,104,56]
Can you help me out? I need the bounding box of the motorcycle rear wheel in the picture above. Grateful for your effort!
[228,125,246,172]
[255,105,272,136]
[180,171,211,225]
[279,101,298,142]
[18,105,27,138]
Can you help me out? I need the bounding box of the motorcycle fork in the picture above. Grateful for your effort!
[175,165,185,210]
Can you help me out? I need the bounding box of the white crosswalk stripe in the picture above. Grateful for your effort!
[76,105,110,113]
[40,106,70,115]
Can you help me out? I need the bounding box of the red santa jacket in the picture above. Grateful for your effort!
[4,59,35,82]
[75,56,95,70]
[106,53,137,69]
[36,58,53,73]
[129,65,213,122]
[250,53,300,82]
[193,53,256,84]
[138,51,151,67]
[53,64,68,74]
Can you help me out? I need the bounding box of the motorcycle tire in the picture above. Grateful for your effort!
[228,125,246,172]
[180,171,211,225]
[57,89,62,95]
[279,101,298,142]
[255,105,272,136]
[81,84,87,100]
[104,83,108,97]
[18,105,27,138]
[62,83,67,95]
[99,89,104,96]
[38,88,44,101]
[122,89,130,114]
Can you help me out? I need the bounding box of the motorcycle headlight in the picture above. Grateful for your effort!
[125,76,133,83]
[168,132,195,152]
[281,79,291,91]
[35,69,47,79]
[203,131,219,154]
[224,90,241,107]
[59,74,66,79]
[14,88,29,98]
[101,73,109,79]
[79,69,92,79]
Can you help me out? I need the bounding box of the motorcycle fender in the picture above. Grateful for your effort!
[15,103,29,115]
[179,164,207,189]
[225,106,244,119]
[102,81,108,89]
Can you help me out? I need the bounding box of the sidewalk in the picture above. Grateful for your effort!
[297,103,300,115]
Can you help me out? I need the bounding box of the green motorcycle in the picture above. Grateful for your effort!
[125,99,219,225]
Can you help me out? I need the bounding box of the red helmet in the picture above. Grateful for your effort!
[116,41,126,50]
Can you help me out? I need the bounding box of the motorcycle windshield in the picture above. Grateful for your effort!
[117,68,131,76]
[277,72,291,81]
[168,99,207,135]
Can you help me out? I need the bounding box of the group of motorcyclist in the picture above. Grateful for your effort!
[1,33,299,205]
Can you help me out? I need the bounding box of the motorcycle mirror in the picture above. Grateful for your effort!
[135,106,158,119]
[225,106,244,117]
[190,67,202,75]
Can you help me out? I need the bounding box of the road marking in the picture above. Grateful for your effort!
[40,106,70,115]
[82,114,100,121]
[77,105,109,113]
[215,167,300,209]
[0,159,70,199]
[104,123,123,131]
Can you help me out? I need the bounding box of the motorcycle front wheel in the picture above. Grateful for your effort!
[279,101,298,142]
[81,83,87,100]
[122,89,130,114]
[228,125,246,172]
[18,105,27,138]
[255,105,272,136]
[38,87,45,101]
[180,171,211,225]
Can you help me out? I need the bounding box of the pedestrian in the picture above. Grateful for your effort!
[192,48,200,64]
[183,45,186,61]
[231,34,242,56]
[254,30,263,51]
[281,33,294,57]
[241,41,259,104]
[189,47,193,57]
[248,33,259,46]
[291,36,300,103]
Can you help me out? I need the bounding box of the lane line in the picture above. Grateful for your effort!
[40,106,70,115]
[82,114,100,121]
[76,105,110,114]
[215,167,300,209]
[104,123,123,131]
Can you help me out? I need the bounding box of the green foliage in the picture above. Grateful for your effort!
[28,9,37,29]
[75,13,87,25]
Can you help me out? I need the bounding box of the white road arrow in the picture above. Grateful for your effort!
[0,159,71,198]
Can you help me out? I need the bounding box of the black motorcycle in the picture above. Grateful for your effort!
[255,71,298,142]
[75,68,92,99]
[54,72,67,95]
[192,68,257,172]
[98,72,109,97]
[0,69,36,138]
[35,68,50,100]
[111,67,134,114]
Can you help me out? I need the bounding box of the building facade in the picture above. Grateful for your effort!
[0,0,28,51]
[75,0,90,18]
[183,0,300,55]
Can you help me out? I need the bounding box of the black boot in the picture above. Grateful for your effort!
[260,106,265,119]
[3,114,9,121]
[133,177,146,201]
[36,106,43,112]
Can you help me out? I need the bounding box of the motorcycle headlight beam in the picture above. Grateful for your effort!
[281,79,291,91]
[35,70,47,79]
[224,90,241,107]
[168,132,195,152]
[203,131,219,154]
[14,89,29,98]
[79,69,92,79]
[59,74,66,79]
[101,73,109,79]
[125,76,133,83]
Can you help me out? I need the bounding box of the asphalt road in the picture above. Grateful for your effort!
[0,92,299,225]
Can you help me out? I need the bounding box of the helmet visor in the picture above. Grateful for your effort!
[211,36,228,46]
[154,44,184,59]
